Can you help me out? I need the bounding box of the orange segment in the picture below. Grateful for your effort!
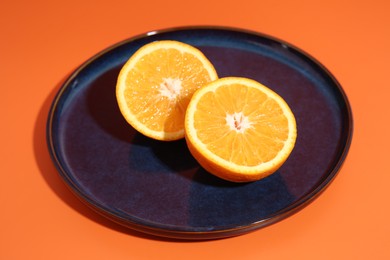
[185,77,297,182]
[116,40,218,141]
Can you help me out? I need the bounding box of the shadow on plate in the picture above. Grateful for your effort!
[84,66,201,181]
[33,74,202,242]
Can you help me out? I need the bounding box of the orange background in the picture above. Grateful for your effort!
[2,0,389,259]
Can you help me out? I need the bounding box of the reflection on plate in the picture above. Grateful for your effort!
[47,26,353,240]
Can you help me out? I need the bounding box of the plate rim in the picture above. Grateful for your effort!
[46,25,353,240]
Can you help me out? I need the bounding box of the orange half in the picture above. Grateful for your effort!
[116,40,218,141]
[185,77,297,182]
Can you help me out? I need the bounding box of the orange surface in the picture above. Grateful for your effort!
[1,0,389,259]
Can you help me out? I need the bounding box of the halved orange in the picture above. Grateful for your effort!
[116,40,218,141]
[185,77,297,182]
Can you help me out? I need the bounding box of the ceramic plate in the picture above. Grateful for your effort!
[47,26,353,240]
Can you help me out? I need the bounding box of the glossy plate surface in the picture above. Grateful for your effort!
[47,27,353,240]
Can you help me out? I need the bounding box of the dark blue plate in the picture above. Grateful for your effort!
[47,26,353,240]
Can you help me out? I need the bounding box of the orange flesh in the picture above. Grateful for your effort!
[193,83,289,166]
[123,48,213,133]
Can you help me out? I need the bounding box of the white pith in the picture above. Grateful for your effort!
[225,112,252,133]
[158,78,182,100]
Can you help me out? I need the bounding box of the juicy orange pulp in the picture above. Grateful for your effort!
[185,77,297,182]
[116,40,218,141]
